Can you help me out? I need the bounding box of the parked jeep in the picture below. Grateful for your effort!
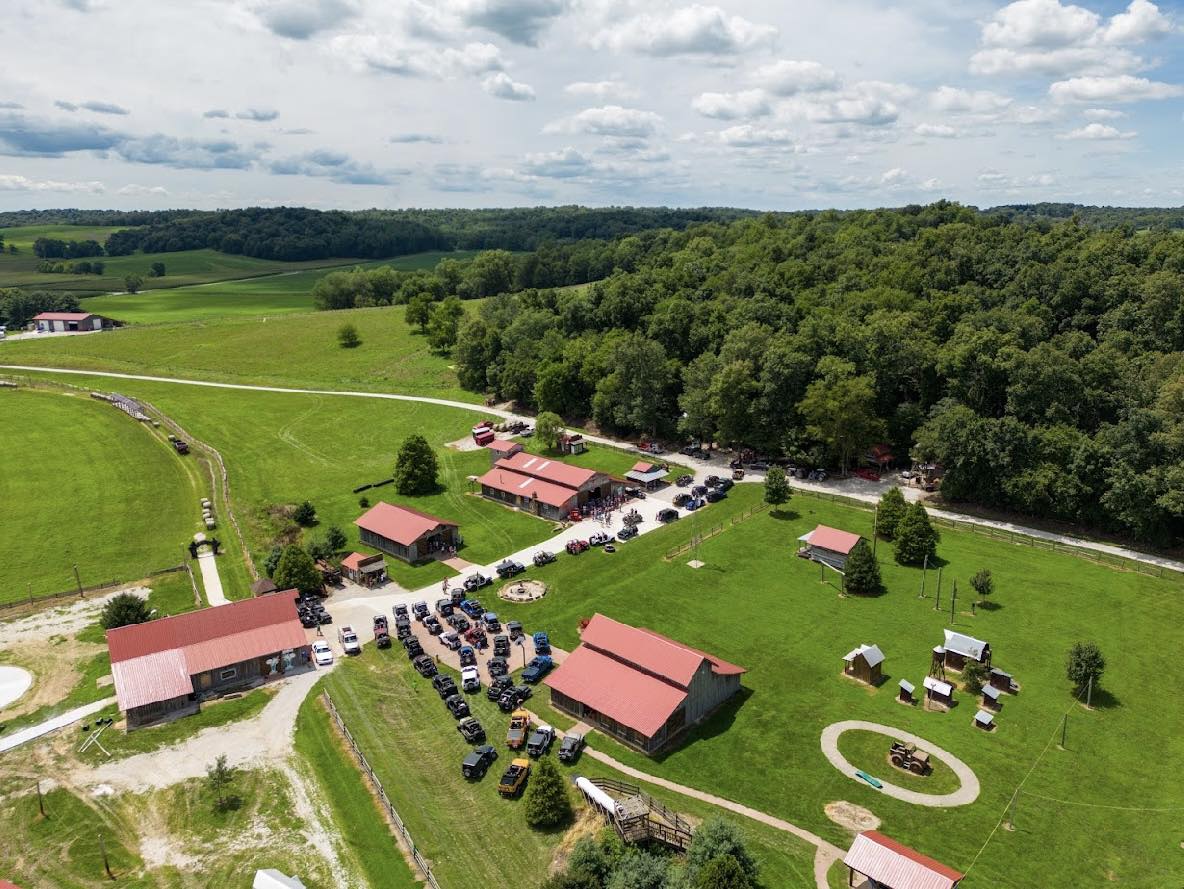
[558,732,585,763]
[404,638,424,659]
[497,759,530,797]
[522,655,553,684]
[461,666,481,693]
[432,675,458,699]
[532,550,556,567]
[658,508,680,522]
[462,744,498,779]
[445,693,471,719]
[412,654,437,678]
[526,724,555,758]
[486,674,514,701]
[496,560,526,579]
[456,716,485,744]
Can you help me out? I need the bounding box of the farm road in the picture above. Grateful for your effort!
[5,365,1182,575]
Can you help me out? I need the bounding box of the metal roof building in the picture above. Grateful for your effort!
[355,502,460,563]
[843,830,964,889]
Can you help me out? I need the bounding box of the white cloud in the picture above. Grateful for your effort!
[1083,107,1125,119]
[930,86,1013,114]
[564,80,639,100]
[591,4,777,57]
[251,0,356,39]
[978,168,1058,189]
[1102,0,1173,43]
[808,96,899,126]
[752,60,841,96]
[482,72,536,101]
[1059,122,1137,139]
[691,89,770,120]
[1049,74,1184,102]
[543,105,662,137]
[236,108,280,122]
[520,146,591,178]
[0,173,104,192]
[448,0,571,46]
[117,183,169,196]
[914,123,959,138]
[969,45,1140,76]
[715,125,798,147]
[331,35,504,79]
[982,0,1101,49]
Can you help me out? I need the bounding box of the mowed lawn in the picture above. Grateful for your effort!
[486,484,1184,889]
[1,303,480,401]
[78,250,481,323]
[0,388,196,602]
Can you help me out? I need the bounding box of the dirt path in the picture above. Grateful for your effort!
[0,586,147,646]
[197,550,227,606]
[819,720,980,807]
[0,697,116,754]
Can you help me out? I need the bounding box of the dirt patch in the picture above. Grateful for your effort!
[0,586,146,647]
[499,579,549,603]
[0,637,106,723]
[447,436,484,452]
[825,801,881,832]
[548,809,605,875]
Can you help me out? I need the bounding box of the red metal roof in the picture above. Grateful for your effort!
[581,613,745,687]
[631,461,659,473]
[633,624,747,677]
[843,831,963,889]
[487,439,522,453]
[32,312,95,321]
[544,645,688,738]
[477,465,578,509]
[355,502,457,546]
[496,451,600,490]
[806,525,863,555]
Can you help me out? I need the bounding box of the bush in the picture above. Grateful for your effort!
[293,500,317,526]
[273,545,322,596]
[324,525,347,553]
[876,487,907,539]
[684,818,758,886]
[1066,641,1105,696]
[843,540,881,595]
[124,274,143,294]
[205,754,239,812]
[358,496,370,508]
[149,261,166,277]
[893,502,939,566]
[523,756,573,829]
[963,661,987,696]
[100,592,152,629]
[763,466,791,509]
[970,568,994,601]
[696,855,753,889]
[394,434,439,495]
[337,322,361,349]
[263,545,284,578]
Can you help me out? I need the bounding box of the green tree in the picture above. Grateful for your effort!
[893,502,940,566]
[273,545,322,596]
[536,411,563,451]
[293,500,317,527]
[263,545,284,578]
[324,525,347,553]
[100,592,152,629]
[565,836,611,884]
[205,754,239,812]
[876,487,907,540]
[684,818,758,887]
[406,292,433,333]
[590,334,675,436]
[427,296,464,352]
[523,756,573,829]
[843,541,881,596]
[1066,641,1105,696]
[696,855,753,889]
[337,322,361,349]
[606,849,672,889]
[763,466,791,510]
[798,357,885,474]
[394,434,439,495]
[963,662,988,696]
[970,568,994,602]
[124,274,143,294]
[149,261,166,277]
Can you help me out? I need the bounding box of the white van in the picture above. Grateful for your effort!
[338,625,361,655]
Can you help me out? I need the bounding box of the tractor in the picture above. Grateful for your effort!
[889,741,931,776]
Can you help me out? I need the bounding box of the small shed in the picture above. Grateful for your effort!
[898,679,915,704]
[941,630,991,671]
[797,525,864,571]
[989,667,1017,693]
[626,461,666,489]
[981,685,1002,710]
[250,577,278,596]
[559,432,587,455]
[843,830,964,889]
[487,439,524,463]
[974,709,995,731]
[341,552,386,587]
[923,675,954,708]
[842,644,885,686]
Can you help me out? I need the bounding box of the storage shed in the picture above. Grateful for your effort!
[923,675,954,709]
[341,551,386,587]
[31,311,116,333]
[898,679,916,704]
[798,525,864,571]
[625,461,666,489]
[989,667,1017,693]
[843,830,964,889]
[941,630,991,671]
[842,644,885,686]
[974,709,995,731]
[981,685,1002,710]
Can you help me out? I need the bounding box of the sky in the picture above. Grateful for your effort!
[1,0,1183,211]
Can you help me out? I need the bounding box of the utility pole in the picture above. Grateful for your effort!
[99,833,113,879]
[1060,714,1067,749]
[1086,674,1093,708]
[950,580,957,624]
[36,780,45,817]
[919,554,927,598]
[872,506,878,558]
[934,566,943,611]
[74,564,83,598]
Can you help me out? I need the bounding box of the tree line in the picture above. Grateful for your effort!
[449,202,1184,546]
[0,289,82,327]
[32,237,105,259]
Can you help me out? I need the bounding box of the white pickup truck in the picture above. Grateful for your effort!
[338,625,361,655]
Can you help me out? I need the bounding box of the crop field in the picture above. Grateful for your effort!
[486,484,1184,889]
[77,250,481,323]
[1,303,481,401]
[0,388,196,603]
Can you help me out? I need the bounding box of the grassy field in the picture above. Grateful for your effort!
[484,484,1184,889]
[77,251,480,323]
[313,645,819,889]
[835,729,962,795]
[1,303,480,401]
[0,388,197,603]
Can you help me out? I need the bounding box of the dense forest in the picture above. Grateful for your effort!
[445,202,1183,546]
[985,203,1184,230]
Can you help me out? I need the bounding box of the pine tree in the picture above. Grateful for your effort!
[876,487,907,540]
[394,434,440,495]
[273,545,323,596]
[893,502,940,566]
[293,500,317,526]
[100,592,152,629]
[970,568,994,602]
[843,540,882,595]
[524,756,573,829]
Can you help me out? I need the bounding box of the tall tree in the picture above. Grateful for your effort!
[406,293,433,333]
[535,411,563,451]
[893,502,940,566]
[427,296,464,352]
[763,466,791,511]
[876,487,907,540]
[273,545,322,596]
[394,434,439,495]
[684,818,759,887]
[798,357,885,474]
[100,592,152,629]
[1066,641,1106,696]
[524,756,573,829]
[843,541,882,596]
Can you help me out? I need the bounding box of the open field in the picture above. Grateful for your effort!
[486,484,1184,888]
[0,224,128,252]
[1,304,480,401]
[0,388,196,603]
[77,251,481,323]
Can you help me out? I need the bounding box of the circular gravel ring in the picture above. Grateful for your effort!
[820,720,980,807]
[0,665,33,709]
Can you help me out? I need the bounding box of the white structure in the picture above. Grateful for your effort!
[254,870,307,889]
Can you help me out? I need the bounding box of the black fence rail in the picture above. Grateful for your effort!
[322,691,443,889]
[0,564,187,614]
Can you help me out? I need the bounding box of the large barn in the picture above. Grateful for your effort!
[107,593,310,729]
[355,502,460,563]
[544,614,745,754]
[477,451,619,520]
[31,311,116,333]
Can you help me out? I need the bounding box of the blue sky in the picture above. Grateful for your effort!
[0,0,1182,210]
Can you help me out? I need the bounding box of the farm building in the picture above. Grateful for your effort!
[106,593,310,729]
[341,551,386,587]
[842,830,963,889]
[477,451,620,520]
[941,630,991,671]
[842,644,885,685]
[558,432,587,455]
[355,502,460,563]
[626,461,666,489]
[923,675,954,708]
[250,577,278,596]
[30,311,116,333]
[486,439,523,463]
[989,667,1017,693]
[898,679,915,703]
[982,685,1002,710]
[798,525,864,570]
[545,613,746,755]
[974,709,996,731]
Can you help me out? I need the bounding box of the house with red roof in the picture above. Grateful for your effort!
[340,551,386,586]
[486,438,524,463]
[544,614,746,754]
[842,830,963,889]
[355,502,460,563]
[477,451,619,520]
[625,461,666,489]
[106,593,310,729]
[798,524,865,571]
[31,311,116,333]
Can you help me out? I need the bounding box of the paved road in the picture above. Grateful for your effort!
[197,549,227,606]
[819,720,981,807]
[4,365,1180,575]
[0,696,116,755]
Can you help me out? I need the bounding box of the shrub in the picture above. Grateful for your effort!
[696,855,753,889]
[324,525,347,553]
[1066,641,1105,696]
[893,502,940,566]
[876,487,907,539]
[263,545,284,578]
[963,662,987,696]
[684,818,758,886]
[843,540,881,595]
[970,568,994,601]
[358,496,370,508]
[293,500,317,527]
[523,756,573,829]
[100,592,152,629]
[763,466,791,509]
[273,545,322,596]
[205,754,239,812]
[337,322,361,349]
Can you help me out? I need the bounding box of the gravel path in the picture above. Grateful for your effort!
[197,549,227,606]
[0,697,116,754]
[819,720,980,807]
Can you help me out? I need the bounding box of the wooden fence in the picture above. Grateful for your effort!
[665,502,768,560]
[322,691,443,889]
[0,564,188,614]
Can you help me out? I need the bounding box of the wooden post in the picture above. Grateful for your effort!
[74,564,83,598]
[99,833,113,879]
[919,554,927,598]
[1086,675,1093,708]
[871,506,878,558]
[36,780,45,817]
[950,581,957,624]
[934,567,943,611]
[1060,714,1067,748]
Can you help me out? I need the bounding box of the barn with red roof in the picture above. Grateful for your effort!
[31,311,116,333]
[106,593,310,729]
[544,613,745,754]
[798,524,865,570]
[842,830,963,889]
[354,502,460,563]
[477,451,619,520]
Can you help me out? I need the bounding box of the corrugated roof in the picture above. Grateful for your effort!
[975,709,995,726]
[487,439,522,453]
[110,649,193,711]
[544,645,688,737]
[581,613,707,687]
[805,525,863,555]
[982,685,1000,700]
[633,623,746,677]
[923,676,953,697]
[477,466,578,509]
[631,461,658,473]
[184,623,308,675]
[341,552,383,571]
[844,643,885,668]
[355,501,457,546]
[843,831,963,889]
[943,630,988,661]
[497,451,600,490]
[250,577,278,595]
[899,679,915,693]
[32,311,95,321]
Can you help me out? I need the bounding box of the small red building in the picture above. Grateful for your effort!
[31,311,116,333]
[798,525,864,571]
[843,830,963,889]
[341,551,386,586]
